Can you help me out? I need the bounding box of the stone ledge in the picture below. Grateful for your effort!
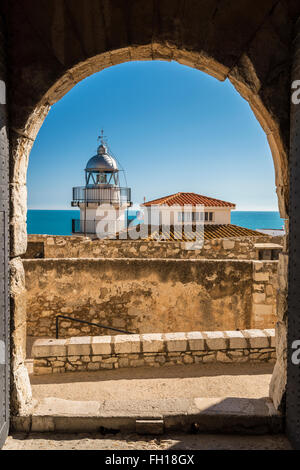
[11,396,283,435]
[32,329,275,375]
[32,338,67,358]
[33,329,275,357]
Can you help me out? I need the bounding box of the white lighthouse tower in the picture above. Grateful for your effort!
[71,131,132,237]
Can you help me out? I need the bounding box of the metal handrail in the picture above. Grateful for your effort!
[72,186,131,204]
[55,315,133,339]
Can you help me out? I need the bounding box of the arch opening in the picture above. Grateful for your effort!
[10,46,289,417]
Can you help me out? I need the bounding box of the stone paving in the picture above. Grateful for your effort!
[30,362,273,402]
[3,432,292,450]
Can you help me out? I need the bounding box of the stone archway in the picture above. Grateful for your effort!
[3,0,293,416]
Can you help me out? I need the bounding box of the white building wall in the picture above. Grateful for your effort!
[143,205,232,225]
[212,208,232,224]
[79,204,127,236]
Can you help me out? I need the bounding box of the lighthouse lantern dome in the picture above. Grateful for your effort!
[85,133,120,186]
[85,143,119,173]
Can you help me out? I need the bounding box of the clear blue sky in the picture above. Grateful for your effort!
[27,60,278,211]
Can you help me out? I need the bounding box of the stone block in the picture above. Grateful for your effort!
[164,332,187,352]
[118,357,129,368]
[253,261,263,272]
[252,292,266,303]
[33,366,51,375]
[81,356,91,362]
[100,363,113,370]
[265,285,273,296]
[53,360,65,367]
[35,359,48,366]
[183,354,194,364]
[102,357,117,363]
[92,335,112,355]
[264,328,275,347]
[32,338,67,358]
[187,331,205,351]
[202,353,216,363]
[67,336,91,356]
[253,304,273,316]
[87,362,100,371]
[253,272,269,282]
[242,329,269,348]
[91,355,102,362]
[141,333,164,353]
[114,334,141,354]
[216,351,232,362]
[222,239,235,250]
[226,330,247,349]
[204,331,226,350]
[229,350,244,357]
[155,355,166,365]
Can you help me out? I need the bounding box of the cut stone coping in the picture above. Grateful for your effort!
[32,328,275,358]
[254,243,283,249]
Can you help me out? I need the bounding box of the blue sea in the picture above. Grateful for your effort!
[27,210,285,236]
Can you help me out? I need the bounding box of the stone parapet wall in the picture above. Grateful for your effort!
[25,234,283,260]
[24,258,278,338]
[32,329,276,375]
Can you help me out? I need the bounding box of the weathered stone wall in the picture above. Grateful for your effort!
[252,261,279,329]
[32,329,276,375]
[0,16,32,417]
[25,234,283,260]
[23,258,278,338]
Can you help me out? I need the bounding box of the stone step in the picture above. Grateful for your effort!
[12,396,283,435]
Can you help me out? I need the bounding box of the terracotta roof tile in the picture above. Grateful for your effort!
[115,224,266,241]
[142,192,235,208]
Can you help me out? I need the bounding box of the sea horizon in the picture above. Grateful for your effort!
[27,209,285,236]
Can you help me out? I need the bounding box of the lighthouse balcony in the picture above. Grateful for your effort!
[71,186,132,207]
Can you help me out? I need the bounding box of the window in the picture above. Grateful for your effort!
[205,212,213,222]
[178,212,190,222]
[178,211,212,222]
[178,212,201,222]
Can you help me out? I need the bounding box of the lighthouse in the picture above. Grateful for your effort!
[71,131,132,237]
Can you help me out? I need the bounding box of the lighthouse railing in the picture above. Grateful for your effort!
[72,186,131,205]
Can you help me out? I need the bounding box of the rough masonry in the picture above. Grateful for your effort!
[23,258,278,337]
[25,234,283,260]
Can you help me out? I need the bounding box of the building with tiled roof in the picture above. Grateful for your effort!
[112,192,268,242]
[141,192,236,225]
[142,192,235,208]
[122,223,265,242]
